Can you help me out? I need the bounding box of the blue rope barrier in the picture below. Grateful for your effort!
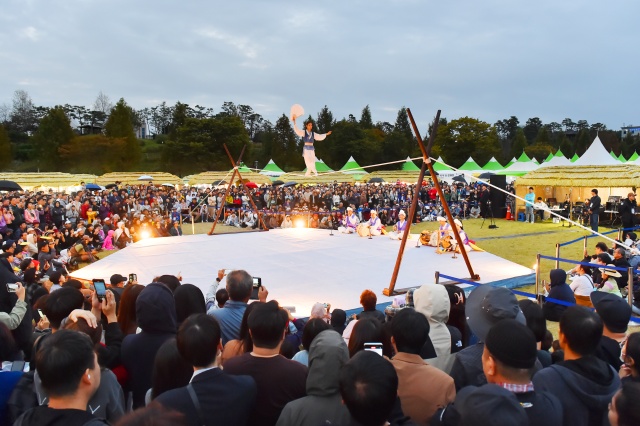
[437,272,640,323]
[538,254,639,273]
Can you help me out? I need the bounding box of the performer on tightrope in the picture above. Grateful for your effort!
[292,115,332,177]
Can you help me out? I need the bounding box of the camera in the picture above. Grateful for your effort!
[6,283,18,293]
[250,277,262,300]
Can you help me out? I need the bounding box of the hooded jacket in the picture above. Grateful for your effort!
[543,269,575,321]
[532,355,620,426]
[13,406,108,426]
[121,283,177,409]
[413,284,455,373]
[276,330,350,426]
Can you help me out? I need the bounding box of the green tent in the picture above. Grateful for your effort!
[481,157,504,171]
[303,157,334,173]
[571,153,579,162]
[433,156,454,172]
[516,152,532,162]
[609,151,618,161]
[401,156,420,171]
[504,157,517,168]
[628,152,639,162]
[554,149,565,158]
[543,153,554,163]
[617,153,626,162]
[340,156,367,174]
[459,157,482,171]
[230,162,253,173]
[260,159,285,177]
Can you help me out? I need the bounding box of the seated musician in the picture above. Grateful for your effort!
[388,210,408,240]
[363,210,383,236]
[429,216,451,247]
[533,197,548,221]
[451,219,472,253]
[338,206,359,234]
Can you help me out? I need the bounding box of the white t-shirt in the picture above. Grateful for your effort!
[570,274,594,296]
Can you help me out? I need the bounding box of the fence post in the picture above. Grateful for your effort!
[583,236,588,255]
[628,267,634,308]
[435,271,440,284]
[555,244,560,269]
[535,254,541,304]
[619,228,623,241]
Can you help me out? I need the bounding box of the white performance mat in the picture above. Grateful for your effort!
[70,229,534,316]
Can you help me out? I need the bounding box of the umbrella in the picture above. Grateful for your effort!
[105,183,118,189]
[283,181,298,188]
[272,180,285,186]
[0,180,23,191]
[85,183,101,191]
[138,175,154,181]
[452,175,467,184]
[368,177,385,183]
[478,172,495,179]
[212,180,227,186]
[161,183,175,188]
[245,182,258,189]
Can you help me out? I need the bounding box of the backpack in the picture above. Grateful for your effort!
[6,370,38,424]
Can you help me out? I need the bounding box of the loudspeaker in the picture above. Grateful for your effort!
[489,175,507,218]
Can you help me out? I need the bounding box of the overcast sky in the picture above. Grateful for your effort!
[1,0,638,131]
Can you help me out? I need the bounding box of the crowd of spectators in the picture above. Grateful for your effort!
[1,254,640,425]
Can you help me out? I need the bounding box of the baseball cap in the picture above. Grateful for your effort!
[590,292,632,333]
[1,240,15,251]
[110,274,128,285]
[466,286,526,342]
[453,384,528,426]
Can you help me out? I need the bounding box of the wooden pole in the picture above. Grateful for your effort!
[221,145,268,231]
[384,109,478,297]
[207,145,246,235]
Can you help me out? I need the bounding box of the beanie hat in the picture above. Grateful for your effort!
[485,318,537,369]
[590,292,631,333]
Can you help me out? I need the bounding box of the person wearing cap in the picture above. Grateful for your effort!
[619,192,637,239]
[449,286,527,391]
[291,115,332,177]
[388,210,408,240]
[481,319,563,426]
[591,292,631,371]
[109,274,128,298]
[542,269,576,322]
[338,207,359,234]
[533,306,620,426]
[597,265,623,297]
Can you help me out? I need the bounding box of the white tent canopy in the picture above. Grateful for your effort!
[572,136,621,167]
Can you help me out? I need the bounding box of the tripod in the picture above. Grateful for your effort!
[481,202,498,229]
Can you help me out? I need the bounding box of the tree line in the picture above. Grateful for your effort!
[0,89,637,175]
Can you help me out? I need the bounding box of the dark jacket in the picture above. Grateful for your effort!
[532,355,620,426]
[155,368,257,426]
[13,406,108,426]
[619,197,637,227]
[543,269,575,322]
[121,283,177,409]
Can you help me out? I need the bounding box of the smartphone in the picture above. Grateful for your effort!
[6,283,18,293]
[92,279,107,301]
[37,309,45,319]
[250,277,262,300]
[364,342,383,356]
[129,273,137,282]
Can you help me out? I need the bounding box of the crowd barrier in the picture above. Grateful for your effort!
[435,258,640,324]
[555,226,640,268]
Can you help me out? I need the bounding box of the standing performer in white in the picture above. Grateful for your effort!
[292,116,332,176]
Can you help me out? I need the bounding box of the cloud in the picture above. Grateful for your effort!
[195,27,258,59]
[19,26,40,41]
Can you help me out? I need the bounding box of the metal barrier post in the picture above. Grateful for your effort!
[583,236,588,255]
[619,228,623,241]
[535,254,541,304]
[628,267,634,308]
[435,271,440,284]
[555,244,560,269]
